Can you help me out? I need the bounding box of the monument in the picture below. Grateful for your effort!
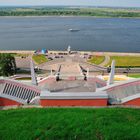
[30,59,38,85]
[107,60,115,85]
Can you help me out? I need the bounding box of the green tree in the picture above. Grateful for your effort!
[0,53,16,76]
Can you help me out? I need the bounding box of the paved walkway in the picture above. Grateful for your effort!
[46,80,96,92]
[60,63,82,76]
[15,56,31,69]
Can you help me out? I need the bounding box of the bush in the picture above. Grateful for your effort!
[0,53,16,76]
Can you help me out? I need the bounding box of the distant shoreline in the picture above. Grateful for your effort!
[0,16,140,19]
[0,7,140,18]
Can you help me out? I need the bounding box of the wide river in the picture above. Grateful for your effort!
[0,17,140,52]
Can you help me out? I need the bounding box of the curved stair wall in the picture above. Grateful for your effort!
[87,77,107,88]
[38,76,56,86]
[98,79,140,105]
[0,79,41,106]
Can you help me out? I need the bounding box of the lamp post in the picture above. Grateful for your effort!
[126,66,131,76]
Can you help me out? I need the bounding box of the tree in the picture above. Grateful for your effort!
[0,53,16,76]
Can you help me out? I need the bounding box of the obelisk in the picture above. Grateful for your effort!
[107,60,115,85]
[30,59,37,86]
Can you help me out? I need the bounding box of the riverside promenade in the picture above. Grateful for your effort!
[1,50,140,74]
[0,50,140,56]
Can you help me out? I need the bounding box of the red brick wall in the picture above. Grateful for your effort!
[123,98,140,106]
[0,97,22,106]
[41,99,107,107]
[68,76,76,81]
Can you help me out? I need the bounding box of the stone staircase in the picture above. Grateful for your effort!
[0,79,40,105]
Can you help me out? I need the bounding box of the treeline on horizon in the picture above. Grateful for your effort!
[0,7,140,17]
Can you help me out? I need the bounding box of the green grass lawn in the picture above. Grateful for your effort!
[88,56,105,65]
[32,54,48,65]
[106,56,140,67]
[128,74,140,78]
[4,53,30,58]
[1,108,140,140]
[16,77,31,80]
[14,53,30,57]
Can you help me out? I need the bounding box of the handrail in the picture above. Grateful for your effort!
[121,93,140,103]
[97,78,140,92]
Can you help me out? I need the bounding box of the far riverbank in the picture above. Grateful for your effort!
[0,7,140,18]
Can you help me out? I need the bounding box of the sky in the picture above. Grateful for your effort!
[0,0,140,8]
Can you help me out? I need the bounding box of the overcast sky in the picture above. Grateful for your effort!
[0,0,140,7]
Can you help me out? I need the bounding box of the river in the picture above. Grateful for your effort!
[0,16,140,52]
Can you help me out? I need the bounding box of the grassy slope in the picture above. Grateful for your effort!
[106,56,140,67]
[88,56,105,65]
[1,108,140,140]
[128,74,140,78]
[32,54,48,65]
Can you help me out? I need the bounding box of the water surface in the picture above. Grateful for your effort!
[0,17,140,52]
